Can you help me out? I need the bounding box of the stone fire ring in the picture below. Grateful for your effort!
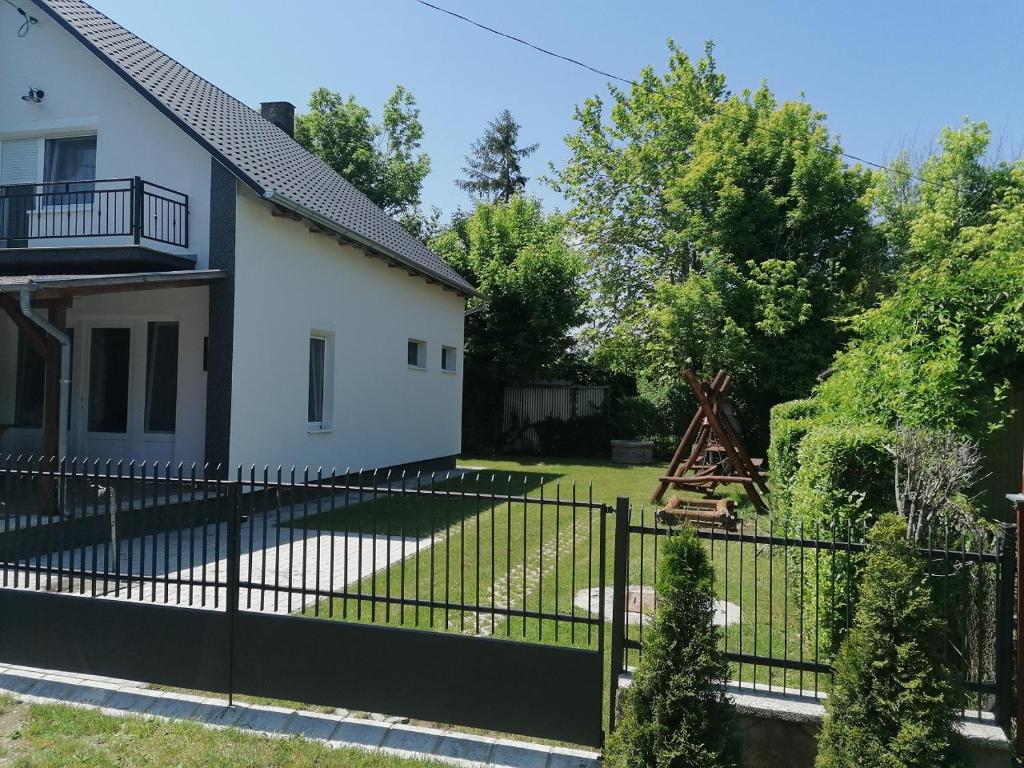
[573,586,739,627]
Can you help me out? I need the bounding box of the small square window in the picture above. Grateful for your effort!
[408,339,426,369]
[441,346,457,373]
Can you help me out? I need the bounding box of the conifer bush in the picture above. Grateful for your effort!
[816,514,965,768]
[605,525,740,768]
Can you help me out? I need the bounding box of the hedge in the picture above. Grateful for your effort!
[767,398,820,515]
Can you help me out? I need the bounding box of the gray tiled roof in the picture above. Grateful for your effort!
[32,0,474,295]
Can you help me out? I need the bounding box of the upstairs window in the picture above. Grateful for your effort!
[407,339,426,369]
[43,135,96,204]
[441,346,457,373]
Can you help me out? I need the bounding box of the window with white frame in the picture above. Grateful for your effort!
[407,339,426,369]
[441,345,457,373]
[308,332,333,430]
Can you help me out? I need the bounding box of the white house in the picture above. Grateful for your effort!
[0,0,473,472]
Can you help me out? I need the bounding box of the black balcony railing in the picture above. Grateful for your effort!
[0,176,189,249]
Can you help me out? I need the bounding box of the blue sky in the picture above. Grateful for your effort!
[87,0,1023,218]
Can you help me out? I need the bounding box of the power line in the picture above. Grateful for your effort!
[411,0,972,199]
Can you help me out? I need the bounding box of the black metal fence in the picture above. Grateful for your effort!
[0,457,610,745]
[611,503,1016,724]
[501,383,611,455]
[0,177,188,248]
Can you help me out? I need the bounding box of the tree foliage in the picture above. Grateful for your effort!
[605,525,740,768]
[552,41,880,444]
[457,110,539,203]
[430,197,585,381]
[815,126,1024,441]
[816,515,965,768]
[295,85,432,230]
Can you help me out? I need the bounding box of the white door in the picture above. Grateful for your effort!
[73,319,180,465]
[78,322,134,462]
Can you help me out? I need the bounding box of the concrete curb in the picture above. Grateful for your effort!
[0,664,599,768]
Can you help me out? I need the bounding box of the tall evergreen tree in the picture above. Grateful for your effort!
[605,524,740,768]
[816,514,965,768]
[457,110,539,202]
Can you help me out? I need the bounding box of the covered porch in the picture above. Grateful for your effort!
[0,271,224,465]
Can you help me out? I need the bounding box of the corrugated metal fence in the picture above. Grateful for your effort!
[502,384,609,453]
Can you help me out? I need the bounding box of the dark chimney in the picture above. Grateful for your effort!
[260,101,295,137]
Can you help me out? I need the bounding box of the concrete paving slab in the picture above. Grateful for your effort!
[547,747,600,768]
[64,681,120,707]
[234,704,296,733]
[0,672,47,695]
[329,717,392,748]
[285,711,343,740]
[193,701,244,727]
[381,723,443,754]
[435,733,496,764]
[102,688,160,715]
[490,739,552,768]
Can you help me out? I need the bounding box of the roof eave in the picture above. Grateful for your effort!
[262,190,477,298]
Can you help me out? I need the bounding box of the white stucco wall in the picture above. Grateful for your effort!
[0,8,211,265]
[230,191,465,470]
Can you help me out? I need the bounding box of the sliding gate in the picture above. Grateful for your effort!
[0,461,610,746]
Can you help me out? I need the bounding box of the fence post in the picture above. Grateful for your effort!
[1010,490,1024,755]
[131,176,143,244]
[225,476,242,706]
[994,522,1016,730]
[607,496,630,736]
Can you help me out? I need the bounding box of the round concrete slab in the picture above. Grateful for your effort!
[574,586,739,627]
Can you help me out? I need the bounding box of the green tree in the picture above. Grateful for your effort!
[295,85,431,226]
[606,524,740,768]
[815,126,1024,441]
[552,41,880,445]
[817,514,965,768]
[457,110,539,202]
[431,198,585,450]
[431,197,584,380]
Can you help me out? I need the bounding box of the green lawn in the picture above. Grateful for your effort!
[0,696,437,768]
[286,455,821,691]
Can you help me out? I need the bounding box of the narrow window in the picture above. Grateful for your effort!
[144,322,179,433]
[87,327,131,433]
[407,339,426,369]
[308,335,327,428]
[441,345,457,373]
[13,335,45,428]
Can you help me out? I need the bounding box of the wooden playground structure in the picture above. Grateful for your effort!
[651,369,769,529]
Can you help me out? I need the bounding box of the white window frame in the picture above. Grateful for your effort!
[408,338,427,370]
[307,331,334,433]
[441,345,457,374]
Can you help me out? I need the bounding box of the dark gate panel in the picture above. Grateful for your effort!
[233,610,604,746]
[0,589,230,692]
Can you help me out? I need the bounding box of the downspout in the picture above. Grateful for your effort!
[19,290,70,463]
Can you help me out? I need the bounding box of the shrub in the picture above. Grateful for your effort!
[816,514,966,768]
[767,398,820,515]
[786,422,893,657]
[606,525,740,768]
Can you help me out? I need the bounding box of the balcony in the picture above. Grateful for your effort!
[0,177,194,274]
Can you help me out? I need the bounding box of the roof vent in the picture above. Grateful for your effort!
[260,101,295,137]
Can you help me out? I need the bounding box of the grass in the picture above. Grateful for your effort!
[286,455,821,691]
[0,695,438,768]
